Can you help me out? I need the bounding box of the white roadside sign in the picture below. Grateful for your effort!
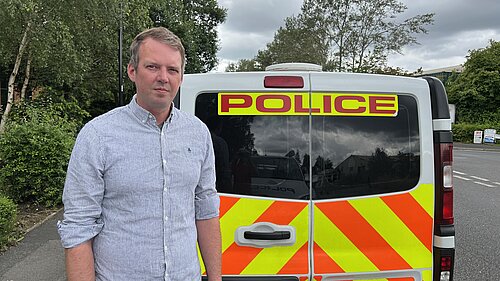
[483,129,496,143]
[473,131,483,144]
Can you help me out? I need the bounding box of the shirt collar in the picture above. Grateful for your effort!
[128,95,177,125]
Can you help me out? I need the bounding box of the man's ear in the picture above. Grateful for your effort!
[127,64,136,82]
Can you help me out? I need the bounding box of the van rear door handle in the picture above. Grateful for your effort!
[235,222,296,247]
[244,230,291,240]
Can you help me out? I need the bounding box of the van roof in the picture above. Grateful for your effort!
[265,63,323,72]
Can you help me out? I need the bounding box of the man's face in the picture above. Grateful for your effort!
[127,38,183,114]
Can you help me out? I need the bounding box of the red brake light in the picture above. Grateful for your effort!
[442,190,454,224]
[436,143,454,225]
[264,76,304,88]
[441,256,452,271]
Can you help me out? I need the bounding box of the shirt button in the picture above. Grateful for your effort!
[165,216,168,220]
[163,159,166,164]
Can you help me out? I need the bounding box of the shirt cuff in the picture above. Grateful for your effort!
[57,220,104,248]
[195,193,220,220]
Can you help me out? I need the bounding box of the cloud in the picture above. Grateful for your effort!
[389,0,500,70]
[215,0,500,72]
[216,0,302,62]
[390,31,499,71]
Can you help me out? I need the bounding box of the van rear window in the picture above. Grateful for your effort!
[196,93,420,200]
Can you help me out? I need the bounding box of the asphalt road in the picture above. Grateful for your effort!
[453,145,500,280]
[0,143,498,281]
[0,210,65,281]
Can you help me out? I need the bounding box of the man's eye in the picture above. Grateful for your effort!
[146,65,158,70]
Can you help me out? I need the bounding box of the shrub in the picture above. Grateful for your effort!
[0,195,17,248]
[9,88,90,129]
[0,100,79,207]
[453,122,500,143]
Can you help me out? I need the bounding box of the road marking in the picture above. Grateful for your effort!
[453,171,467,175]
[454,174,499,188]
[470,175,489,182]
[473,181,495,188]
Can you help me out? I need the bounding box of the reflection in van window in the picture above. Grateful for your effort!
[195,93,420,200]
[311,95,420,199]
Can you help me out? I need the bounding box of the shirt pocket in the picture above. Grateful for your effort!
[167,144,203,189]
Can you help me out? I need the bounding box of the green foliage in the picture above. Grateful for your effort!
[0,0,227,119]
[9,89,90,128]
[226,59,264,72]
[447,40,500,124]
[0,100,78,207]
[452,122,500,143]
[151,0,226,74]
[0,195,17,248]
[229,0,433,73]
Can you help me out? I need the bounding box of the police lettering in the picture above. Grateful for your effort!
[219,93,398,116]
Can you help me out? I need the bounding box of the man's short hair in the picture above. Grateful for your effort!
[129,27,186,73]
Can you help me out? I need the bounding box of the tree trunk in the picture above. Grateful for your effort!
[20,53,32,100]
[0,21,31,134]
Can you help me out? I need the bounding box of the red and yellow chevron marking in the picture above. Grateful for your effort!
[309,273,434,281]
[311,279,414,281]
[313,184,434,276]
[201,196,310,275]
[201,184,434,279]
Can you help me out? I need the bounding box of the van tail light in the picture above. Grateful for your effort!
[433,138,455,281]
[264,76,304,88]
[439,255,452,281]
[435,142,454,225]
[441,256,452,271]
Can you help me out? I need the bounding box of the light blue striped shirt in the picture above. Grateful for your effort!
[57,96,219,281]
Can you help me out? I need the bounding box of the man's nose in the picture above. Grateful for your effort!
[157,67,169,83]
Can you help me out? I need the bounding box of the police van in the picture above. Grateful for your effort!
[178,63,455,281]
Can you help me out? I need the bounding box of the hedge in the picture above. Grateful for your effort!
[0,119,76,207]
[0,95,83,207]
[0,195,17,248]
[452,122,500,143]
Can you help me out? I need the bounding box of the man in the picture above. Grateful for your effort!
[57,27,222,281]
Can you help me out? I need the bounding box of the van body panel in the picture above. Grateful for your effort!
[186,72,312,278]
[306,73,435,280]
[181,69,452,281]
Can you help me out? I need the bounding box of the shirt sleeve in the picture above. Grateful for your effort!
[194,126,220,220]
[57,123,105,248]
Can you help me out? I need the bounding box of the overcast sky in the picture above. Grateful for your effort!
[214,0,500,72]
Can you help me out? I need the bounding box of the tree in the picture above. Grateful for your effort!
[229,0,433,73]
[257,11,330,68]
[227,4,328,72]
[226,59,263,72]
[150,0,226,74]
[0,0,148,133]
[446,40,500,124]
[0,0,227,129]
[0,0,41,133]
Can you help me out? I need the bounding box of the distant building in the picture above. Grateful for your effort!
[413,65,463,83]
